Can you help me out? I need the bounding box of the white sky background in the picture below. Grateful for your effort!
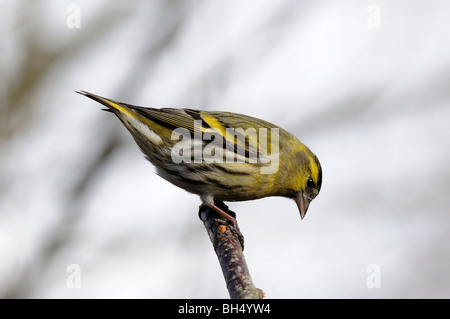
[1,0,449,298]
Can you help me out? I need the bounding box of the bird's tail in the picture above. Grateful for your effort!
[76,90,136,119]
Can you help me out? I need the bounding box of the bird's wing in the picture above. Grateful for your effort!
[202,110,282,157]
[129,107,203,135]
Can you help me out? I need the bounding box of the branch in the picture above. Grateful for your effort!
[199,202,264,299]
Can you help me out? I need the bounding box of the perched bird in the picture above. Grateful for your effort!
[77,91,322,231]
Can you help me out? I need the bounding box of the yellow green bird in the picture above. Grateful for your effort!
[77,91,322,227]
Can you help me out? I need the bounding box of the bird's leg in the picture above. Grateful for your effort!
[201,202,245,250]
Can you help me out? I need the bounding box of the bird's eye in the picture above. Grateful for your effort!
[307,178,315,188]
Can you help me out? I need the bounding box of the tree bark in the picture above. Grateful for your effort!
[199,202,264,299]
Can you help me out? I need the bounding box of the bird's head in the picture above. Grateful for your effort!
[283,148,322,219]
[296,152,322,219]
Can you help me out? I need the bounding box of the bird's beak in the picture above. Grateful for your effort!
[295,192,311,220]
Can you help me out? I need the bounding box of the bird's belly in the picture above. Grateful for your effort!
[156,166,273,202]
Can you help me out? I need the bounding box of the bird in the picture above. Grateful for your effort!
[77,91,322,238]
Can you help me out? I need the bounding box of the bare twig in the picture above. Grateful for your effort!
[199,202,264,299]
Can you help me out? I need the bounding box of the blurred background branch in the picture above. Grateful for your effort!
[1,0,192,298]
